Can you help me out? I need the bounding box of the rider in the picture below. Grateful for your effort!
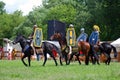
[89,25,100,46]
[89,25,100,63]
[77,28,88,42]
[67,24,76,54]
[28,25,38,54]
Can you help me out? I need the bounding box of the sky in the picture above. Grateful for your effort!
[0,0,42,15]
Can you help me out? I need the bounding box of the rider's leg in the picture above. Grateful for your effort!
[31,41,36,54]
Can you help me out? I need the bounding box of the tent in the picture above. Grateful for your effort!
[111,38,120,47]
[111,38,120,51]
[111,38,120,62]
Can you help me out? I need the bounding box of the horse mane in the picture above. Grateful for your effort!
[58,33,67,45]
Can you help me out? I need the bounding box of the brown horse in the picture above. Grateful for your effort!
[50,32,90,65]
[50,32,69,65]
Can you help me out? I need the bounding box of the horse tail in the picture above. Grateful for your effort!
[111,45,117,58]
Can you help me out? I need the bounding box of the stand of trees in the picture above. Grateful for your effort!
[0,0,120,46]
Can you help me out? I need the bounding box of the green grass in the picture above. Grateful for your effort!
[0,60,120,80]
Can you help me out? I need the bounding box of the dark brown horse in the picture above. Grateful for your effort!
[13,34,33,66]
[91,42,117,65]
[50,32,90,65]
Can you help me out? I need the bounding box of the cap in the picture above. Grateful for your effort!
[69,24,74,27]
[33,25,37,28]
[81,28,85,31]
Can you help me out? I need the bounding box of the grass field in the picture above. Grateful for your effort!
[0,60,120,80]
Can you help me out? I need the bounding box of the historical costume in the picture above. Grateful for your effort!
[89,25,100,45]
[77,28,88,42]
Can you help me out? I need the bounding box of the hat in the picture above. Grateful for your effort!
[93,25,100,32]
[69,24,74,27]
[33,25,37,28]
[81,28,85,31]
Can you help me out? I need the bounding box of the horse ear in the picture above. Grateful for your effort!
[17,32,21,36]
[17,33,22,36]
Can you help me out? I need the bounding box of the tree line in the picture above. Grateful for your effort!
[0,0,120,46]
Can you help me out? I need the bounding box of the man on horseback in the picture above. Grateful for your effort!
[89,25,100,45]
[77,28,88,42]
[89,25,100,64]
[28,25,38,54]
[76,28,88,55]
[66,24,76,54]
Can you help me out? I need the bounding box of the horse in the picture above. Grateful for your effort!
[13,34,33,66]
[50,32,69,65]
[50,32,91,65]
[99,42,117,65]
[13,34,63,66]
[41,41,63,66]
[90,42,117,65]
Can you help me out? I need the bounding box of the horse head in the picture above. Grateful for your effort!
[50,32,67,46]
[13,34,25,45]
[50,32,62,41]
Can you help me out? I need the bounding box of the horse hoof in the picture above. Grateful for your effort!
[98,63,100,65]
[25,64,28,67]
[56,64,58,66]
[66,63,69,65]
[85,63,89,65]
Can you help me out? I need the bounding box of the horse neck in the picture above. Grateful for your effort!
[19,39,27,49]
[58,37,67,47]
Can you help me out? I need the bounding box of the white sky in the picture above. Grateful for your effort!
[0,0,42,15]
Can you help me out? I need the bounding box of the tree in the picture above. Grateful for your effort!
[101,0,120,40]
[0,1,6,14]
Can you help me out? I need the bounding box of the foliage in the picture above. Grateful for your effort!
[85,0,120,40]
[45,4,76,25]
[0,1,5,14]
[0,0,120,46]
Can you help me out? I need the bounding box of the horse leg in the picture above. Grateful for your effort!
[68,53,74,65]
[21,54,28,66]
[107,55,111,65]
[65,54,68,65]
[85,51,90,65]
[91,56,94,64]
[76,54,81,65]
[85,55,89,65]
[104,53,109,65]
[42,52,47,66]
[94,53,100,65]
[28,55,31,66]
[59,56,63,66]
[49,52,58,66]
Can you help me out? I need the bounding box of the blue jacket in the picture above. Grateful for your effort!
[89,31,99,45]
[77,33,88,42]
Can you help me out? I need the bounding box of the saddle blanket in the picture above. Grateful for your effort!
[42,40,61,49]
